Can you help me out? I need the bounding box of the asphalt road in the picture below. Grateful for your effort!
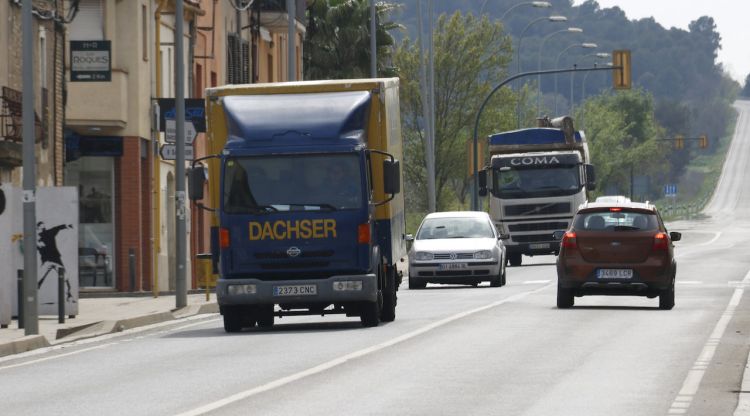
[2,101,750,416]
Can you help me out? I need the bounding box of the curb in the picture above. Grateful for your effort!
[0,302,218,358]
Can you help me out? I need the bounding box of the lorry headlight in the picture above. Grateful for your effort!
[333,281,363,291]
[415,251,434,261]
[474,250,493,260]
[227,284,256,295]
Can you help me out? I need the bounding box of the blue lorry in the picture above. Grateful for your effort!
[188,79,406,331]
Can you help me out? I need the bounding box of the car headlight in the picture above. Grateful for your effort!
[415,251,434,261]
[474,250,493,260]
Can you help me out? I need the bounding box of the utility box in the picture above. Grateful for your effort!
[196,253,216,289]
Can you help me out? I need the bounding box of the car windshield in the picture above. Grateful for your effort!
[493,166,581,198]
[416,217,495,240]
[574,210,658,231]
[223,154,363,213]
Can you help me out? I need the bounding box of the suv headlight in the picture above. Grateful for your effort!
[415,251,434,261]
[474,250,493,260]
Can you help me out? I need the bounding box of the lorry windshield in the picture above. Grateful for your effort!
[223,154,363,213]
[493,166,581,199]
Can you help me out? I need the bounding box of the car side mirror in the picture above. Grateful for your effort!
[552,230,565,241]
[405,234,414,242]
[585,164,596,191]
[670,231,681,242]
[498,233,510,240]
[383,159,401,195]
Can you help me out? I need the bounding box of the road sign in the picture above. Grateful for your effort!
[664,184,677,197]
[164,119,197,144]
[159,144,194,161]
[70,41,111,82]
[155,98,206,132]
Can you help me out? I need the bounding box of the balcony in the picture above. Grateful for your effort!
[257,0,306,32]
[66,70,128,132]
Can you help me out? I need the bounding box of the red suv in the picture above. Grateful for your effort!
[554,201,681,309]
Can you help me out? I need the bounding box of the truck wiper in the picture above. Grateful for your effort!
[248,205,279,214]
[288,203,337,211]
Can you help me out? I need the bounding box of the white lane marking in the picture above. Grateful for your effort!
[674,231,722,259]
[524,280,551,285]
[695,232,722,247]
[677,281,702,285]
[669,268,750,415]
[173,284,552,416]
[0,344,113,371]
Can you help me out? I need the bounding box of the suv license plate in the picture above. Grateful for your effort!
[273,284,317,296]
[439,263,468,271]
[597,269,633,279]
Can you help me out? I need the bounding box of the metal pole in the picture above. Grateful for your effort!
[370,0,376,77]
[22,0,38,335]
[175,0,187,308]
[416,1,435,213]
[428,0,436,212]
[570,65,574,115]
[17,269,24,328]
[58,268,65,324]
[287,0,296,81]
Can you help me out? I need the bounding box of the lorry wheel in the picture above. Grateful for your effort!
[380,266,397,322]
[509,254,522,267]
[360,300,380,327]
[556,285,574,309]
[257,305,275,328]
[223,310,243,333]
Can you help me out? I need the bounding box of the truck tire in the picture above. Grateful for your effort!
[257,305,275,328]
[557,285,574,308]
[509,253,522,267]
[408,277,426,289]
[223,310,243,333]
[380,265,397,322]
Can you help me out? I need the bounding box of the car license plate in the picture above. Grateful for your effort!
[597,269,633,279]
[439,263,468,271]
[273,284,317,296]
[529,243,550,249]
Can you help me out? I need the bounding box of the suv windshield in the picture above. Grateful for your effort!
[493,166,581,199]
[573,210,658,231]
[223,154,363,213]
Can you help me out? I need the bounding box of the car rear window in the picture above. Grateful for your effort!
[573,210,658,231]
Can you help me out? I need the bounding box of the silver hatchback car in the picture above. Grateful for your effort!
[407,211,507,289]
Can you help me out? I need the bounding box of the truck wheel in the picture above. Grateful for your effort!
[509,254,522,267]
[659,285,675,310]
[223,310,243,333]
[557,285,574,308]
[257,305,275,328]
[360,300,380,327]
[408,277,426,289]
[380,266,397,322]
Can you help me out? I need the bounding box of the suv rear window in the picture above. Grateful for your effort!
[573,210,658,231]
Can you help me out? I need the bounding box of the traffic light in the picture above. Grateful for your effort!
[699,135,708,148]
[612,49,632,90]
[674,135,684,150]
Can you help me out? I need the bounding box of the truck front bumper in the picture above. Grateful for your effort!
[216,273,378,306]
[505,241,560,256]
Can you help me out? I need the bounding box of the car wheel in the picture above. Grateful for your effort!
[659,286,675,310]
[380,264,397,322]
[509,253,522,267]
[501,264,507,286]
[257,305,275,328]
[409,277,426,289]
[557,285,574,308]
[222,309,243,333]
[360,300,380,327]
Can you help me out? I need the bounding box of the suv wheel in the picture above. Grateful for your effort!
[557,285,574,308]
[659,286,675,310]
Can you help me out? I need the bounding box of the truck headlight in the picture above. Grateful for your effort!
[474,250,493,260]
[227,284,256,295]
[415,251,434,261]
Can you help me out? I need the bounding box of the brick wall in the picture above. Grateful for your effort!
[115,136,146,291]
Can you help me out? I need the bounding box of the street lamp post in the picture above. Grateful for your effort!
[537,27,583,116]
[489,1,552,20]
[580,58,612,128]
[554,42,597,115]
[516,15,567,126]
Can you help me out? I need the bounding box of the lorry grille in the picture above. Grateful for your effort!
[433,253,475,260]
[508,221,568,232]
[505,203,571,216]
[254,250,334,259]
[259,262,330,270]
[512,234,555,243]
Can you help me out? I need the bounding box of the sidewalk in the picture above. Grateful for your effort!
[0,293,218,358]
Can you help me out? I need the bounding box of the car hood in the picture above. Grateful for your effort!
[411,238,499,253]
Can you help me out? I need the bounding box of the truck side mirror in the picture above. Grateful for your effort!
[188,164,206,201]
[383,159,401,195]
[478,170,488,197]
[585,164,596,191]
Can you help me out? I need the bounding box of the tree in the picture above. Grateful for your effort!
[304,0,403,80]
[743,73,750,97]
[394,12,516,211]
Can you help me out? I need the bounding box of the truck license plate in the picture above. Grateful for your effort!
[273,284,317,296]
[597,269,633,279]
[529,243,550,250]
[439,263,468,271]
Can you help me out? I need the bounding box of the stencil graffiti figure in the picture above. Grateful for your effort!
[37,221,75,302]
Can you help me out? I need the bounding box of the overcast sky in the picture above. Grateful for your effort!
[573,0,748,83]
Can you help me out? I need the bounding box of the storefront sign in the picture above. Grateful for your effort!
[70,40,111,82]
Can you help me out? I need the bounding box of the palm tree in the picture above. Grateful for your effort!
[304,0,402,80]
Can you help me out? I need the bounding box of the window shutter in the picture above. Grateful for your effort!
[69,0,104,40]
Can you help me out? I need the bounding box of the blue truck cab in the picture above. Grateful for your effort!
[189,79,406,331]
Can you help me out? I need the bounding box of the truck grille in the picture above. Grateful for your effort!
[254,250,334,259]
[508,221,568,232]
[433,253,475,260]
[505,203,571,216]
[512,234,555,243]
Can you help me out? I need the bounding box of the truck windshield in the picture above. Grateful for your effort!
[223,154,364,213]
[493,166,581,199]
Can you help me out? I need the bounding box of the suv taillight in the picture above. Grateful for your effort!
[652,232,669,251]
[561,231,577,249]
